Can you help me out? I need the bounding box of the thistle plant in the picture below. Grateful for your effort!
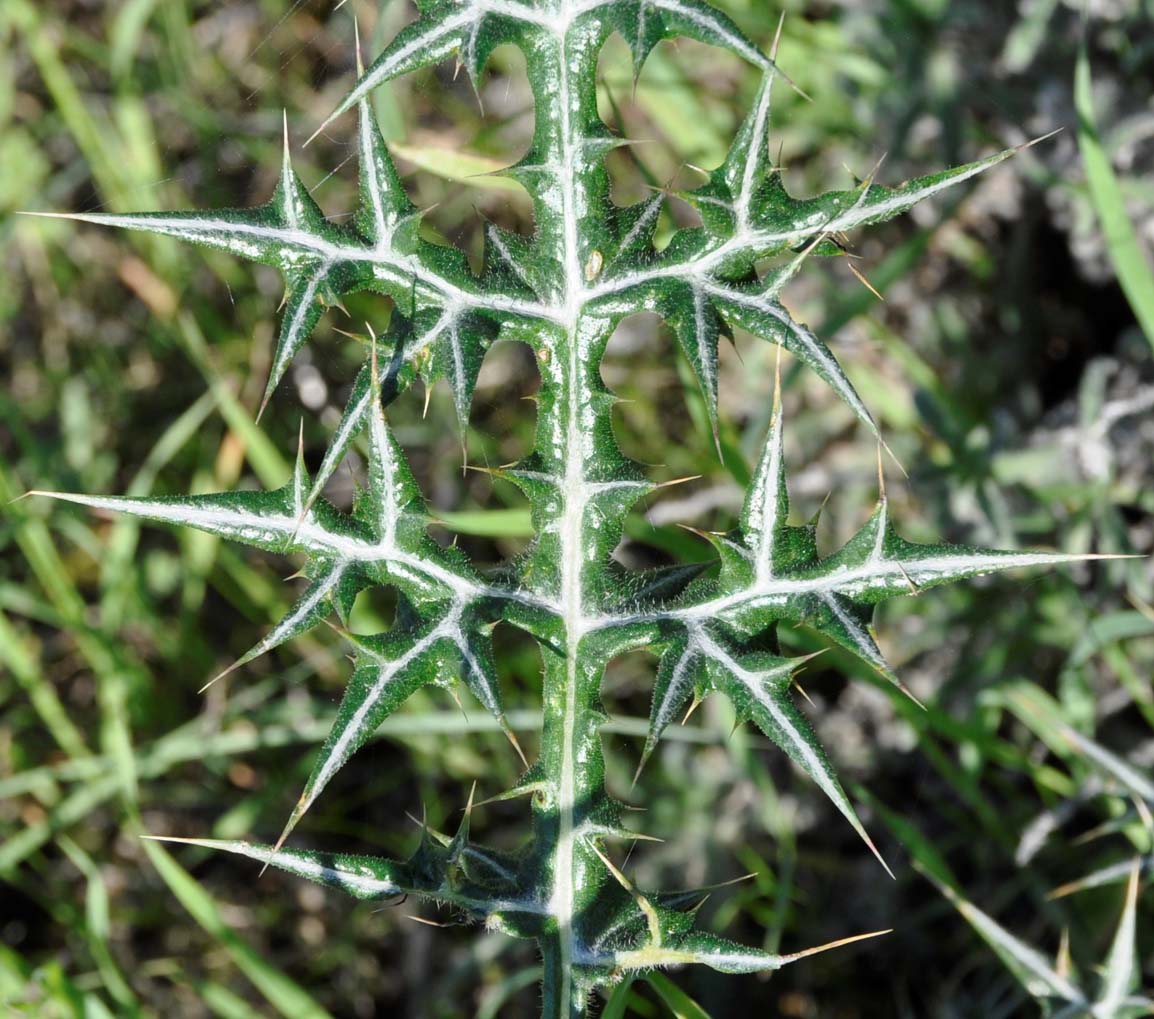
[30,1,1106,1014]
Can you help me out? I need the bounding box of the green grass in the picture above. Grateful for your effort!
[1076,43,1154,353]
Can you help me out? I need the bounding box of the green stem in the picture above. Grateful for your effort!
[527,20,624,1012]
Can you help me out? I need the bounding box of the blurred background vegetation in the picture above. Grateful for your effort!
[2,0,1153,1016]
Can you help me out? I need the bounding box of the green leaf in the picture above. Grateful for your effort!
[1049,857,1152,900]
[144,834,543,921]
[698,632,888,870]
[601,0,778,78]
[141,839,337,1019]
[276,625,455,847]
[710,282,877,435]
[754,149,1021,242]
[32,482,369,559]
[927,862,1151,1019]
[1059,725,1154,805]
[645,972,713,1019]
[145,837,408,900]
[607,926,889,974]
[438,507,535,538]
[1096,863,1141,1015]
[929,874,1087,1007]
[320,4,501,126]
[1076,45,1154,352]
[598,977,636,1019]
[209,561,348,688]
[660,280,727,436]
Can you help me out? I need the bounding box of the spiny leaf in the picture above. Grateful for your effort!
[275,593,521,850]
[31,484,371,560]
[426,309,498,434]
[276,618,476,850]
[660,280,727,440]
[264,267,333,413]
[624,396,1106,866]
[362,382,427,547]
[687,61,780,237]
[634,403,1102,667]
[638,629,701,776]
[741,355,789,584]
[607,927,890,974]
[708,282,877,437]
[143,836,408,900]
[697,632,890,873]
[604,191,666,273]
[731,144,1029,256]
[205,561,347,691]
[485,222,561,300]
[142,834,542,920]
[314,0,535,138]
[353,78,417,249]
[303,360,376,514]
[601,0,790,86]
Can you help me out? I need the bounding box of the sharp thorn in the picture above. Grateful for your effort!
[681,693,703,725]
[631,746,653,791]
[1055,926,1072,979]
[263,799,304,876]
[793,678,816,709]
[407,914,452,928]
[895,560,920,596]
[505,725,530,770]
[198,660,242,694]
[303,119,329,149]
[1016,127,1063,152]
[447,683,467,720]
[880,433,907,479]
[847,260,885,301]
[474,782,545,808]
[319,616,352,639]
[769,11,786,63]
[332,326,368,343]
[655,474,702,489]
[779,928,892,964]
[865,151,888,187]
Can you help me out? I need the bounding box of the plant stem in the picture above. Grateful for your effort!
[529,20,619,1013]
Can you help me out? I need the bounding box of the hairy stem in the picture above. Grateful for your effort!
[527,20,621,1014]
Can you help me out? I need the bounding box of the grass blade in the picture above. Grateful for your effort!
[1075,44,1154,351]
[141,839,336,1019]
[646,972,713,1019]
